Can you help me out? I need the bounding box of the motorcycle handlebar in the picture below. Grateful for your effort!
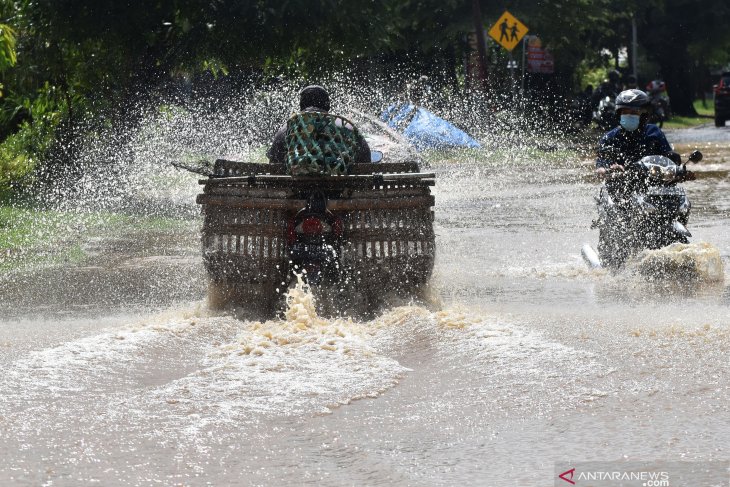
[604,161,693,182]
[601,151,701,180]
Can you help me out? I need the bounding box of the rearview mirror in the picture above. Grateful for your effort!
[688,150,703,163]
[370,150,383,163]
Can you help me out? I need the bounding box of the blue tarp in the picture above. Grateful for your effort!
[380,103,481,151]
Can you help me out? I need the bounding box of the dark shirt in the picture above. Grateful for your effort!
[266,106,371,164]
[596,123,672,169]
[596,123,674,198]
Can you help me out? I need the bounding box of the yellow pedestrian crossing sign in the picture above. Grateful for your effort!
[488,10,528,51]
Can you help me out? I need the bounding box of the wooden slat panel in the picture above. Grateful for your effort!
[204,187,293,198]
[336,196,436,211]
[212,160,421,177]
[199,159,436,294]
[204,186,429,200]
[266,210,274,259]
[198,194,300,210]
[197,194,434,211]
[349,162,421,174]
[204,223,283,237]
[345,227,434,241]
[374,209,382,259]
[213,160,288,176]
[200,173,435,187]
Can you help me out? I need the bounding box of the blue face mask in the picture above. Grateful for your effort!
[620,114,641,132]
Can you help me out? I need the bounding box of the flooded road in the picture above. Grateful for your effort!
[1,126,729,486]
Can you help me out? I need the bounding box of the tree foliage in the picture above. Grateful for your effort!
[0,22,15,72]
[0,0,728,193]
[638,0,730,114]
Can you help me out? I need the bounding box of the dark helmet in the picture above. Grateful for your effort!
[299,85,330,111]
[646,79,666,93]
[615,89,650,112]
[608,70,620,83]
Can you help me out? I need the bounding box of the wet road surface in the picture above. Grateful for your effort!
[0,127,729,486]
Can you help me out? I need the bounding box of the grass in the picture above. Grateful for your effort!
[693,99,714,117]
[0,206,85,271]
[663,99,714,129]
[0,205,195,273]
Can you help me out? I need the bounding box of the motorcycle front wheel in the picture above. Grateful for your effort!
[598,226,633,269]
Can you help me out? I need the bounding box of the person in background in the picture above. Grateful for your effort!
[624,74,638,90]
[591,70,623,107]
[407,75,432,108]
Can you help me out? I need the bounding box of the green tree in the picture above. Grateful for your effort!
[0,22,15,71]
[638,0,730,115]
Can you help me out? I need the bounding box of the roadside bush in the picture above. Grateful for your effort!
[0,124,34,192]
[0,84,65,198]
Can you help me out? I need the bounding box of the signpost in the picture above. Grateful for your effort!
[487,10,528,52]
[526,36,554,74]
[488,11,529,96]
[471,0,490,92]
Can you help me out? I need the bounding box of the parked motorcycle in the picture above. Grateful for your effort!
[646,80,671,128]
[582,150,702,269]
[564,92,594,133]
[592,96,618,131]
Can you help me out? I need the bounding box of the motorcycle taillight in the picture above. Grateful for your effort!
[301,216,325,236]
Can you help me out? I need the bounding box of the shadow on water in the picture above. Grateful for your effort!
[0,226,206,320]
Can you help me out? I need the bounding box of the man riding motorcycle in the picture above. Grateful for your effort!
[595,89,689,190]
[624,74,638,90]
[593,89,695,267]
[591,70,623,129]
[265,84,373,291]
[591,70,622,107]
[267,85,371,167]
[645,79,671,127]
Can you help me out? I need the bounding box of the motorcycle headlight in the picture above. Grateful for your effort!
[645,162,677,182]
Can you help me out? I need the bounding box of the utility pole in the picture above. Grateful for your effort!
[508,53,517,97]
[631,15,638,80]
[471,0,489,92]
[521,35,529,93]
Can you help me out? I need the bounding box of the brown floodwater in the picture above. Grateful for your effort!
[0,125,729,486]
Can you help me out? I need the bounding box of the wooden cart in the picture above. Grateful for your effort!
[196,159,435,315]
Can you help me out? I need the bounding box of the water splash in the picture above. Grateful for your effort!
[629,242,725,283]
[25,73,575,217]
